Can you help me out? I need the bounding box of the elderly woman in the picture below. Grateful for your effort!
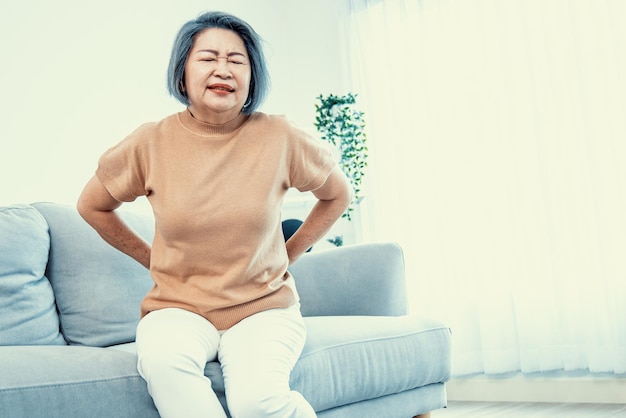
[77,11,352,418]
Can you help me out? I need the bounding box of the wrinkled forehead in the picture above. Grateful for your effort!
[192,27,247,56]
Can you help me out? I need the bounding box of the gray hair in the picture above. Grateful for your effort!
[167,11,270,114]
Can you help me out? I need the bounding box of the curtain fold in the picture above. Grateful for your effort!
[345,0,626,376]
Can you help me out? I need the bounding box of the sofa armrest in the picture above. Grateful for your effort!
[289,242,408,317]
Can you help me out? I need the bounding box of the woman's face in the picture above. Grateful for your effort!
[184,28,252,124]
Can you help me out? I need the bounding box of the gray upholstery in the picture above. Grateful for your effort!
[0,202,451,418]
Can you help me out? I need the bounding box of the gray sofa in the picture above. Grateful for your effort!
[0,202,451,418]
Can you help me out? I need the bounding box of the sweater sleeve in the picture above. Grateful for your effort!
[288,122,336,192]
[95,124,152,202]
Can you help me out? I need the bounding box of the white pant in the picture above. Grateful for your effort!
[136,305,316,418]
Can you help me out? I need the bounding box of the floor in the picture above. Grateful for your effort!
[432,401,626,417]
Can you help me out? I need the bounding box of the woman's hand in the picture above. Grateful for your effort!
[77,176,152,269]
[285,166,353,265]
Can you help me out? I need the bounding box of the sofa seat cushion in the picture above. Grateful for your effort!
[0,345,159,418]
[0,205,65,346]
[291,315,451,412]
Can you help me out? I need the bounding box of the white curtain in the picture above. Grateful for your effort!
[345,0,626,376]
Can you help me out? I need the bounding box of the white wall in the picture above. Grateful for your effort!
[0,0,349,206]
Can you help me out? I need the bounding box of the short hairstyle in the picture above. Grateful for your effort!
[167,11,270,114]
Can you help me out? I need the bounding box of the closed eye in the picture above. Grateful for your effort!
[196,51,248,65]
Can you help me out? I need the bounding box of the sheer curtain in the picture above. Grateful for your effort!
[345,0,626,376]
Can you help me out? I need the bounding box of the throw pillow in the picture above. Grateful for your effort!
[0,205,66,345]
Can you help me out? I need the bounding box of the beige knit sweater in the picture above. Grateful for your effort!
[96,110,335,330]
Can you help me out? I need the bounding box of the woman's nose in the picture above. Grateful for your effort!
[214,58,231,76]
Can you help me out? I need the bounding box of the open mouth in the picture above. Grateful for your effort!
[208,84,235,93]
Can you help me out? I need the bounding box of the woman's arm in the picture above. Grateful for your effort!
[77,175,151,269]
[285,166,353,265]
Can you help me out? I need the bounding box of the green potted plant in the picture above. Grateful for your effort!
[314,92,368,222]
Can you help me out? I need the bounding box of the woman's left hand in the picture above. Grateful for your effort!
[285,166,353,264]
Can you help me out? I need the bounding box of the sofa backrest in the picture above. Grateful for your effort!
[3,202,407,348]
[33,202,154,347]
[0,205,66,346]
[290,242,408,317]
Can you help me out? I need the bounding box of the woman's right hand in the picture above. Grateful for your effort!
[77,176,151,269]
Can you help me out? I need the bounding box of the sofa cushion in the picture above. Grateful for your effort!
[0,205,65,346]
[289,242,408,317]
[291,315,452,412]
[32,202,155,347]
[0,345,159,418]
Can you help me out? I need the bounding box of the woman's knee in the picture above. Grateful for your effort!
[138,347,203,381]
